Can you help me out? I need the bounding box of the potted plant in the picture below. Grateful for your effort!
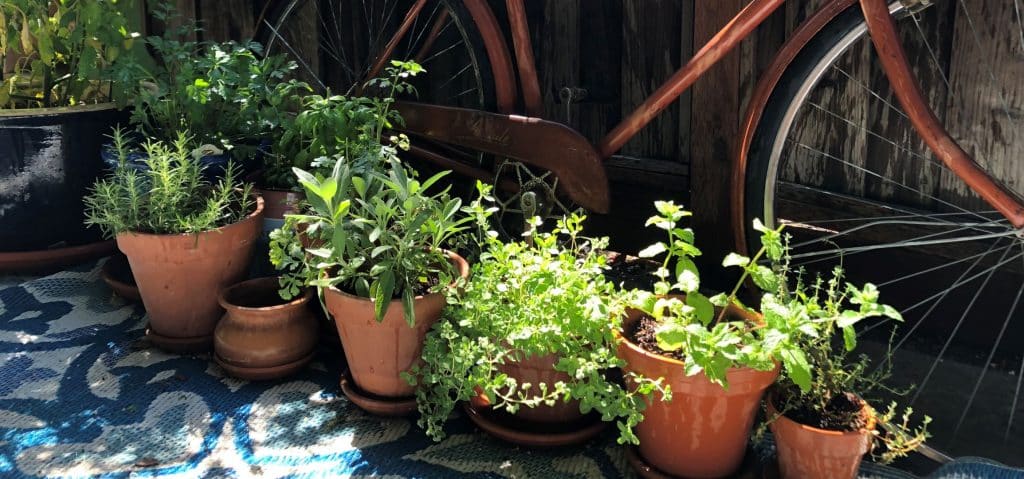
[745,237,930,478]
[213,277,318,380]
[83,129,263,353]
[408,212,663,447]
[110,34,309,178]
[0,0,140,268]
[270,151,478,415]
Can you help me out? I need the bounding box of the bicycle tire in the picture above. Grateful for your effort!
[742,0,1024,464]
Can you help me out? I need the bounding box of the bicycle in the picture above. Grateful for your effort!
[255,0,1024,465]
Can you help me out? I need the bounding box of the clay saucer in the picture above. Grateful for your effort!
[146,327,214,354]
[625,445,767,479]
[101,254,141,301]
[462,403,606,448]
[214,351,315,381]
[339,368,417,417]
[0,240,115,273]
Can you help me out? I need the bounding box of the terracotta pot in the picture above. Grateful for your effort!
[768,395,876,479]
[324,251,469,399]
[615,298,779,478]
[214,277,318,380]
[493,352,584,424]
[116,197,264,353]
[256,188,304,220]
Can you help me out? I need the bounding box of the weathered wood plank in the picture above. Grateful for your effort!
[620,0,683,161]
[691,0,742,272]
[197,0,255,42]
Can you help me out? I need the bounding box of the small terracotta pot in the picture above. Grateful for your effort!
[116,197,264,353]
[214,277,318,380]
[768,395,876,479]
[615,298,779,478]
[256,188,303,220]
[324,251,469,399]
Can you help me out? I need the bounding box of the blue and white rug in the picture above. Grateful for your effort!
[0,260,1020,478]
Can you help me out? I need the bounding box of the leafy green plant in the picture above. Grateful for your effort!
[269,153,481,324]
[0,0,140,108]
[83,128,255,236]
[407,213,665,444]
[265,60,423,189]
[113,30,309,161]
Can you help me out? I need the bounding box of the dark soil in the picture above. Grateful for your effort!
[784,392,869,432]
[628,314,687,362]
[412,274,441,296]
[603,251,658,291]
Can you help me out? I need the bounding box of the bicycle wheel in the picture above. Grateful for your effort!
[742,0,1024,463]
[256,0,496,112]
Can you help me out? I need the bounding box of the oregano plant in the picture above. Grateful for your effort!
[407,213,665,444]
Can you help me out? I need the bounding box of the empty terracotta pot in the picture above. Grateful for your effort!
[768,395,875,479]
[615,300,779,478]
[116,197,263,353]
[324,251,469,400]
[214,277,318,380]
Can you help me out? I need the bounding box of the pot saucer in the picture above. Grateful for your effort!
[0,240,115,274]
[625,445,765,478]
[146,328,213,354]
[339,368,417,417]
[462,403,605,448]
[215,351,315,381]
[101,254,141,302]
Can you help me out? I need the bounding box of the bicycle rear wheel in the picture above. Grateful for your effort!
[742,0,1024,463]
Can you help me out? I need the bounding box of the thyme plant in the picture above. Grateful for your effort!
[83,128,255,236]
[407,214,665,444]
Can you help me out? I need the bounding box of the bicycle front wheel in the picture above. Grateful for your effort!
[742,0,1024,463]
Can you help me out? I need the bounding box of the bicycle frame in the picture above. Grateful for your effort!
[374,0,1024,231]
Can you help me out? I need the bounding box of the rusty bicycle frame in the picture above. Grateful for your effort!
[367,0,1024,252]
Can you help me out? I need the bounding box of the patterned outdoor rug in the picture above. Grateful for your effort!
[0,260,1020,478]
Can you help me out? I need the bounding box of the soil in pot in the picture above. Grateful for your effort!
[214,277,318,380]
[117,197,264,353]
[325,251,469,406]
[768,393,876,479]
[464,352,606,447]
[616,303,779,478]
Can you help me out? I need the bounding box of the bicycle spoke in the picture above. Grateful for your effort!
[909,12,953,92]
[261,18,328,91]
[951,246,1024,441]
[957,0,1016,125]
[830,64,911,122]
[421,38,466,65]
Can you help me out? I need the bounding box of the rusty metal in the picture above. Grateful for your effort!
[413,9,450,65]
[462,0,518,113]
[597,0,786,159]
[732,0,858,256]
[861,0,1024,228]
[395,101,610,213]
[364,0,429,86]
[506,0,544,116]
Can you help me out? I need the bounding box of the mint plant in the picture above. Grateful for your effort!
[83,128,255,236]
[407,213,664,444]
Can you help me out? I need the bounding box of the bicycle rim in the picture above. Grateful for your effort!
[745,0,1024,463]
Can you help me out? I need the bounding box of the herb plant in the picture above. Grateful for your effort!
[265,60,423,189]
[407,213,664,444]
[84,128,255,236]
[114,33,308,161]
[269,155,480,324]
[0,0,139,108]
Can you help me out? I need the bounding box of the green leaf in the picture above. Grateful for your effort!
[750,265,778,291]
[372,271,395,322]
[842,325,857,351]
[722,253,750,268]
[687,293,715,326]
[402,287,416,327]
[655,328,686,351]
[779,347,812,392]
[837,310,863,328]
[676,269,699,293]
[637,243,666,259]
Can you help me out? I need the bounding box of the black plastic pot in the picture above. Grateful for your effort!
[0,104,125,251]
